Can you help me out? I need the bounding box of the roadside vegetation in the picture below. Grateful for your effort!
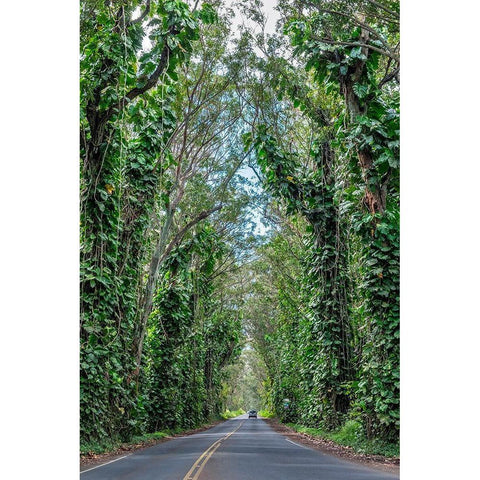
[286,421,399,457]
[81,429,173,456]
[258,410,275,418]
[221,409,246,419]
[82,410,239,456]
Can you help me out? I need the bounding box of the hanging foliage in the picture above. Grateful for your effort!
[80,0,222,445]
[80,0,400,453]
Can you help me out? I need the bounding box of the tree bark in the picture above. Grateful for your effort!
[339,26,386,216]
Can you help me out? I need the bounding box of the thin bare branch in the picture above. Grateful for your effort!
[160,205,224,265]
[127,0,151,26]
[364,0,399,19]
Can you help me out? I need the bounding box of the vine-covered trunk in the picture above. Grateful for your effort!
[80,121,138,442]
[250,128,355,429]
[340,34,400,440]
[303,141,353,428]
[358,217,400,440]
[140,230,242,432]
[80,0,209,444]
[80,84,162,443]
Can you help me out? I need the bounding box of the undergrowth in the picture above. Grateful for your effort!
[80,430,173,456]
[258,409,275,418]
[82,421,214,456]
[220,408,245,419]
[81,412,248,456]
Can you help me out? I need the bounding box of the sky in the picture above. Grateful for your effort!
[225,0,281,237]
[226,0,281,35]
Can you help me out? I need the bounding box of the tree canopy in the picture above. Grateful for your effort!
[79,0,400,452]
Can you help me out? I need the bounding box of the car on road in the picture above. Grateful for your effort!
[248,410,257,418]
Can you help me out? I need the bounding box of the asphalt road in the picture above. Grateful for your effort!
[80,414,399,479]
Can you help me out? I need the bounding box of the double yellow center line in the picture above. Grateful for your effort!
[183,420,245,480]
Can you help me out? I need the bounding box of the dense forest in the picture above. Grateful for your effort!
[80,0,399,454]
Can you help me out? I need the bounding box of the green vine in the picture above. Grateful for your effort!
[246,128,353,429]
[141,225,242,431]
[286,12,400,440]
[80,0,218,444]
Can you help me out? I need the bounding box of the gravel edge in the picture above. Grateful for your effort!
[262,417,400,476]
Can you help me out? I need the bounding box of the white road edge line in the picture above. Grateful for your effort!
[285,438,310,449]
[80,454,132,474]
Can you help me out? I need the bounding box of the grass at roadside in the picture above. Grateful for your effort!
[81,430,179,456]
[81,420,223,457]
[82,411,248,457]
[220,408,245,419]
[258,409,275,418]
[285,420,399,458]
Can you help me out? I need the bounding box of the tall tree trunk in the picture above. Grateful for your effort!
[337,26,400,440]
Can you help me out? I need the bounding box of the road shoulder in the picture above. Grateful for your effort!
[80,419,225,472]
[263,417,400,476]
